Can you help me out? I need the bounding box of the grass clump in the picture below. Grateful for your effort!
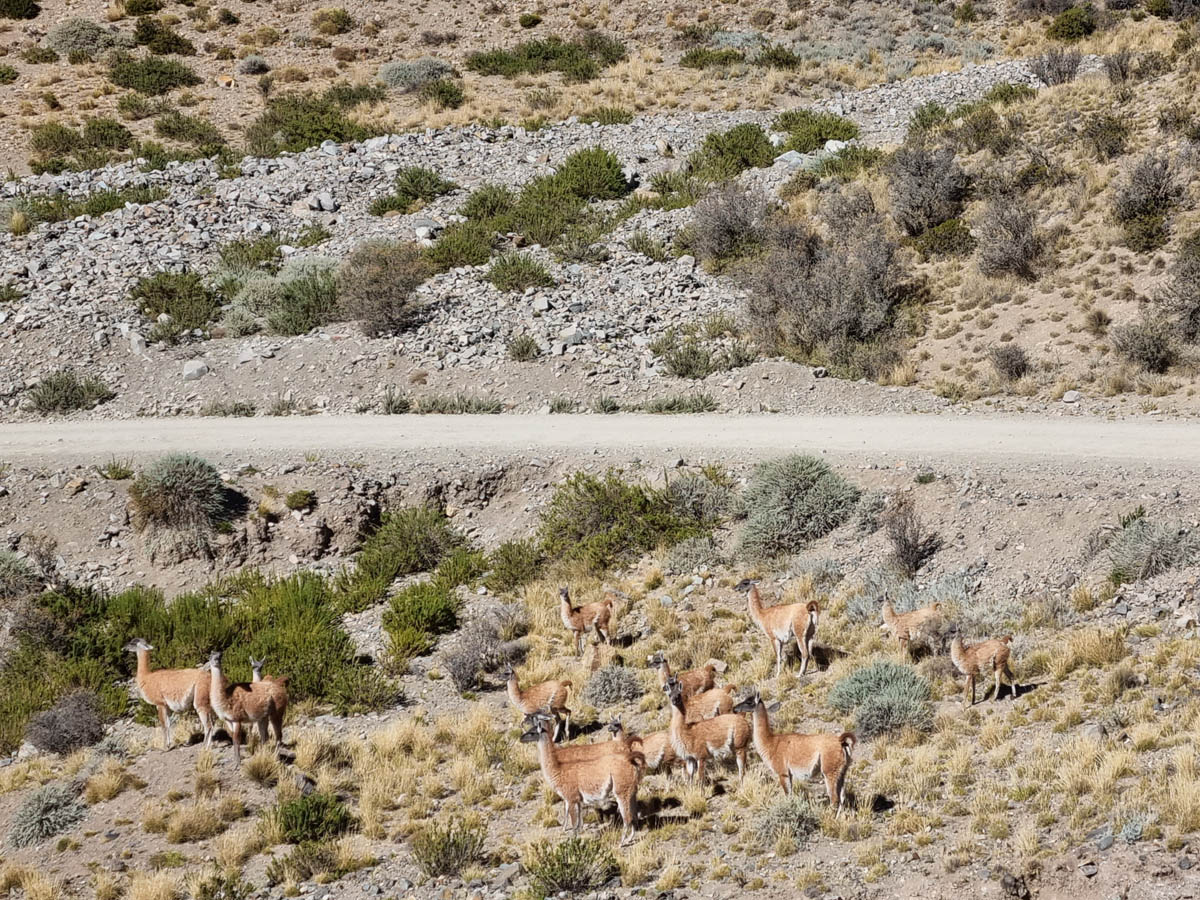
[128,452,225,533]
[507,334,540,361]
[487,254,553,292]
[579,105,632,124]
[368,167,457,216]
[128,271,218,343]
[9,784,86,848]
[28,369,115,414]
[108,53,201,95]
[828,660,933,738]
[411,817,487,877]
[1108,518,1199,584]
[524,836,618,895]
[680,47,744,68]
[688,123,774,181]
[753,793,818,844]
[773,109,859,153]
[415,394,503,414]
[419,78,465,110]
[643,393,719,413]
[465,32,626,83]
[0,550,40,599]
[738,455,859,558]
[276,793,354,843]
[285,490,316,511]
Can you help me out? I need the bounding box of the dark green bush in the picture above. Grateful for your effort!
[133,17,196,54]
[484,538,543,592]
[739,455,859,558]
[755,43,802,69]
[128,452,225,532]
[688,123,774,181]
[828,659,933,737]
[312,6,353,35]
[28,368,116,414]
[465,33,625,83]
[773,109,859,153]
[418,77,464,110]
[21,46,58,63]
[524,837,618,895]
[368,166,457,216]
[108,53,201,94]
[579,105,632,124]
[244,86,377,157]
[24,690,104,754]
[326,665,401,716]
[266,268,338,335]
[1081,113,1129,160]
[125,0,163,14]
[1112,153,1179,252]
[984,82,1035,105]
[0,550,40,599]
[154,110,224,147]
[680,47,744,68]
[276,793,354,843]
[0,65,16,84]
[19,184,165,225]
[412,818,487,876]
[1046,4,1095,40]
[487,253,553,292]
[643,392,719,413]
[911,218,975,258]
[0,0,40,20]
[554,146,629,200]
[425,220,494,270]
[128,271,218,342]
[518,12,541,26]
[540,470,695,572]
[460,184,516,220]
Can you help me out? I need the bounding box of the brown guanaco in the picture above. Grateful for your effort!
[650,654,716,700]
[665,676,750,785]
[880,593,944,654]
[949,629,1016,708]
[506,667,572,740]
[204,650,288,764]
[733,690,855,810]
[559,586,614,656]
[746,584,820,677]
[124,638,213,750]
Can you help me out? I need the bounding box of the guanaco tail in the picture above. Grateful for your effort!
[203,649,288,764]
[949,629,1016,708]
[507,667,572,740]
[665,676,750,785]
[746,583,820,677]
[520,712,641,844]
[733,690,855,810]
[124,638,213,750]
[559,586,614,656]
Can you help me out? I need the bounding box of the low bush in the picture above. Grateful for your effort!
[0,65,16,84]
[266,267,338,335]
[0,0,40,19]
[582,665,643,707]
[643,393,718,413]
[8,784,86,848]
[1031,48,1081,84]
[276,793,354,843]
[989,343,1031,380]
[128,452,226,532]
[238,53,269,74]
[128,270,218,342]
[665,471,737,525]
[887,145,969,236]
[312,7,353,35]
[419,78,464,110]
[108,53,201,94]
[377,57,454,92]
[665,534,725,572]
[1046,4,1095,40]
[326,664,401,716]
[265,841,340,885]
[0,550,40,598]
[685,184,770,270]
[518,11,541,26]
[154,110,223,147]
[828,660,932,738]
[28,368,115,414]
[738,455,859,558]
[773,109,859,154]
[912,218,975,258]
[25,690,104,754]
[382,549,486,664]
[368,166,457,216]
[21,46,57,63]
[753,793,818,844]
[411,818,487,877]
[465,33,625,83]
[244,85,380,157]
[555,145,628,200]
[540,470,695,572]
[1108,517,1199,583]
[442,604,527,691]
[579,106,633,125]
[882,493,942,576]
[485,539,543,593]
[1111,315,1175,373]
[47,18,125,56]
[487,254,553,292]
[460,184,516,220]
[425,220,494,270]
[809,144,885,182]
[1112,153,1180,252]
[337,241,430,336]
[1081,113,1129,160]
[133,17,196,55]
[953,104,1018,156]
[1164,232,1200,341]
[976,196,1039,278]
[523,836,618,896]
[687,123,774,181]
[755,43,802,69]
[984,82,1035,105]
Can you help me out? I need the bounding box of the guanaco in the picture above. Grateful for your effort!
[204,650,288,764]
[684,684,737,723]
[880,594,943,654]
[124,638,213,750]
[507,667,572,740]
[733,691,855,810]
[560,586,614,656]
[651,654,716,700]
[746,584,820,677]
[665,676,750,785]
[949,630,1016,708]
[520,712,641,844]
[631,730,678,774]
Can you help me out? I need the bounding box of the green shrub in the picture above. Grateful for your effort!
[415,393,503,414]
[0,0,39,19]
[773,109,859,153]
[284,489,315,511]
[579,105,632,124]
[485,538,542,592]
[133,17,196,54]
[312,6,353,34]
[337,241,430,336]
[753,793,818,844]
[411,818,487,877]
[154,110,223,147]
[27,368,115,414]
[507,333,540,361]
[128,452,226,532]
[828,659,932,737]
[276,793,354,843]
[377,57,454,92]
[739,455,859,558]
[265,841,344,885]
[326,665,401,716]
[128,271,217,342]
[1108,517,1199,583]
[665,471,737,525]
[523,837,618,895]
[9,784,86,848]
[540,470,694,571]
[1081,113,1129,160]
[1112,153,1179,252]
[1111,315,1175,372]
[755,43,803,69]
[425,220,494,270]
[680,47,744,68]
[688,123,774,181]
[1046,4,1095,40]
[487,253,553,292]
[29,121,82,157]
[18,184,164,226]
[465,33,625,83]
[518,12,541,26]
[21,47,58,63]
[556,145,629,200]
[368,166,457,215]
[911,218,975,258]
[811,144,885,182]
[643,393,718,413]
[460,183,516,220]
[219,233,283,274]
[0,64,16,84]
[244,87,376,157]
[199,400,256,417]
[0,550,40,599]
[983,82,1035,105]
[108,53,201,94]
[125,0,163,14]
[266,268,338,335]
[419,77,464,110]
[582,665,642,707]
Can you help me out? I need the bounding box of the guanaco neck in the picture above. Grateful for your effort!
[657,660,671,686]
[751,702,776,759]
[506,674,522,706]
[134,649,151,682]
[536,730,563,781]
[747,587,766,626]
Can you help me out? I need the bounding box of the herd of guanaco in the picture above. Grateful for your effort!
[515,580,1018,842]
[120,576,1015,848]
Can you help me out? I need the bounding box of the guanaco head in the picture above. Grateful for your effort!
[519,713,554,743]
[665,676,686,711]
[250,656,265,673]
[124,638,153,653]
[606,718,623,736]
[648,652,668,673]
[559,586,573,609]
[733,690,762,714]
[201,649,223,671]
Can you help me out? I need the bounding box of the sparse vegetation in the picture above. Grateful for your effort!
[524,836,618,896]
[28,369,115,414]
[368,167,457,216]
[739,455,859,558]
[337,241,431,336]
[24,691,104,754]
[829,660,933,737]
[411,818,487,876]
[466,32,626,83]
[9,784,86,847]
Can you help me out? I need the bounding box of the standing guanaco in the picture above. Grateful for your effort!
[124,638,213,750]
[631,730,678,774]
[880,593,944,654]
[204,650,288,764]
[733,691,855,810]
[506,667,572,740]
[560,586,614,656]
[949,629,1016,708]
[650,654,716,700]
[520,712,641,844]
[665,676,750,785]
[746,584,820,677]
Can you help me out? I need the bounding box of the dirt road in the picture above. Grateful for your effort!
[1,413,1196,468]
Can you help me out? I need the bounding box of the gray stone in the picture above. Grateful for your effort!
[774,150,806,168]
[1063,390,1082,403]
[182,360,209,381]
[129,332,147,354]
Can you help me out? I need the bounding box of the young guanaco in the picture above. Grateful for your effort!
[746,584,820,677]
[733,691,855,810]
[880,594,943,654]
[665,676,750,785]
[204,650,288,764]
[507,667,572,740]
[124,638,213,750]
[520,712,641,844]
[684,684,737,723]
[560,586,614,656]
[949,629,1016,708]
[651,654,716,700]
